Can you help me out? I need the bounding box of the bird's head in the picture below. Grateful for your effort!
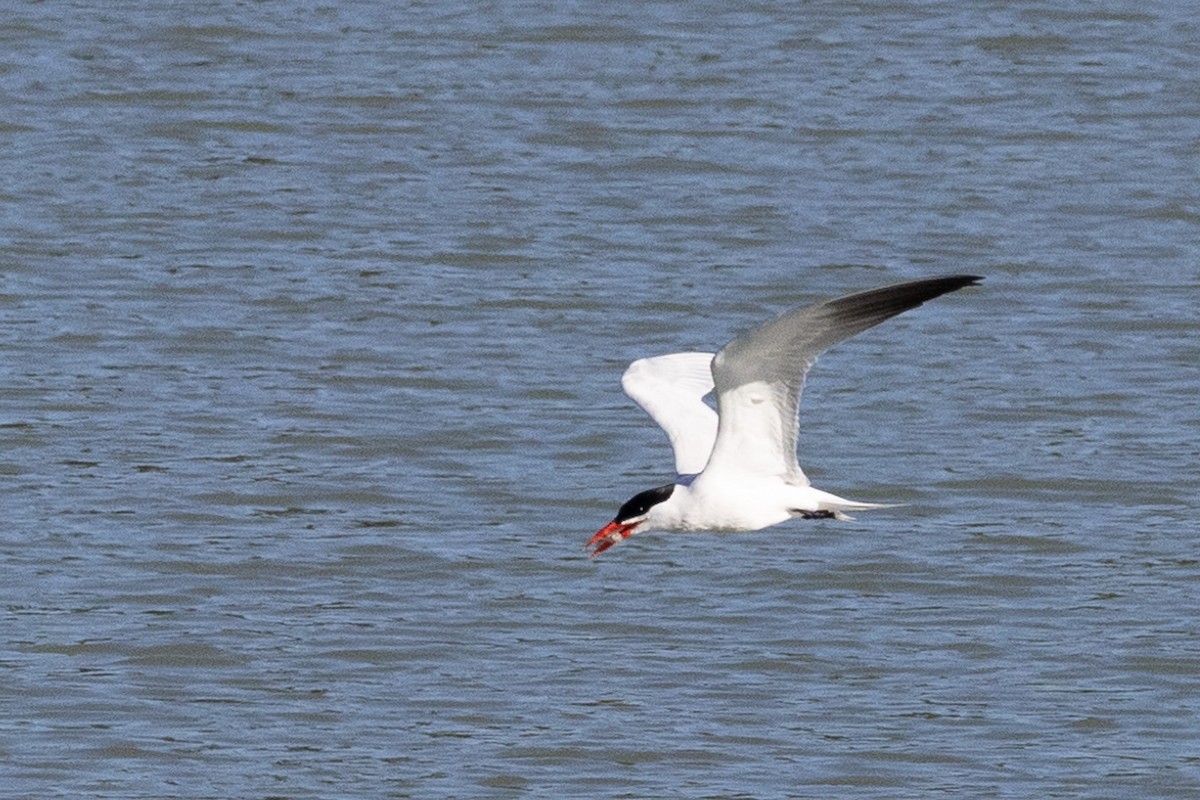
[586,483,676,557]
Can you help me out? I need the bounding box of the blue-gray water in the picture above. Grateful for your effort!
[3,2,1199,798]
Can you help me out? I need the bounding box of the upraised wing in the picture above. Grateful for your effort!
[702,275,982,482]
[621,352,719,476]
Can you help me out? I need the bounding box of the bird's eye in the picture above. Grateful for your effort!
[616,483,675,523]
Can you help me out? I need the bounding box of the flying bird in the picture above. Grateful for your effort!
[586,275,981,556]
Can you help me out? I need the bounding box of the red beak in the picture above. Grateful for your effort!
[585,520,636,557]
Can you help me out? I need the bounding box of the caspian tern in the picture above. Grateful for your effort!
[586,275,981,556]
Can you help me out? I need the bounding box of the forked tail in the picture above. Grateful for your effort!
[801,489,905,521]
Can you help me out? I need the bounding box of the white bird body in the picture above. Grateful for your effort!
[587,275,981,556]
[642,478,877,533]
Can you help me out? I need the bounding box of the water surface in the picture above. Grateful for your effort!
[2,2,1199,797]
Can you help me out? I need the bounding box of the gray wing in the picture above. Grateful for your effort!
[703,275,982,481]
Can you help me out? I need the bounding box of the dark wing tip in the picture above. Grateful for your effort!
[823,274,981,323]
[948,274,984,289]
[713,274,982,390]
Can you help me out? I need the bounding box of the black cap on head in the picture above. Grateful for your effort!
[615,483,675,523]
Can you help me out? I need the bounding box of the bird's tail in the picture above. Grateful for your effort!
[809,489,904,521]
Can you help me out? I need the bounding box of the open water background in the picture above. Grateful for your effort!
[2,1,1199,797]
